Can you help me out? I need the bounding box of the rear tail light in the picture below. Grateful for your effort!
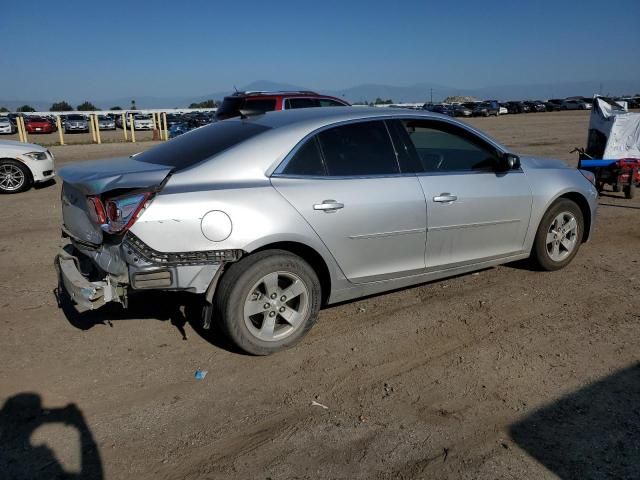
[103,192,152,233]
[87,196,107,225]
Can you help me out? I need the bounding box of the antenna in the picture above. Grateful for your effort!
[233,85,238,93]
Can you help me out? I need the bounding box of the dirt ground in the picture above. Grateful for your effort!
[1,110,639,479]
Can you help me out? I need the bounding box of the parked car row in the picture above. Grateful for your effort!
[422,96,602,118]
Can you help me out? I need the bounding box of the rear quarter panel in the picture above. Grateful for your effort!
[130,179,348,286]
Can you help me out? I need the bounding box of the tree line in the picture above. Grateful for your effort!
[0,98,219,113]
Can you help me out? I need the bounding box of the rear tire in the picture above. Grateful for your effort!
[213,250,321,355]
[531,199,584,271]
[0,159,31,194]
[624,182,636,199]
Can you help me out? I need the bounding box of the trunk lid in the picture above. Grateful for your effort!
[59,156,173,244]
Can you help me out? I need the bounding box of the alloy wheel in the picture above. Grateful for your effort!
[0,164,25,192]
[546,211,578,262]
[243,271,309,341]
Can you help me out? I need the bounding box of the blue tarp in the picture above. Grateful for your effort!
[580,159,618,168]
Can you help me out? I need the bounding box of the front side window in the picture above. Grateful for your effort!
[401,120,499,172]
[317,121,399,176]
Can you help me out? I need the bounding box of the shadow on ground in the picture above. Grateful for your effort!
[55,289,244,354]
[510,362,640,479]
[599,202,640,210]
[0,393,103,479]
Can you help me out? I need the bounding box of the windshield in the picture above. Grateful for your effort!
[67,115,85,121]
[135,120,271,171]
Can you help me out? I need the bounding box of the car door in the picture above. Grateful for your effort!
[389,118,532,269]
[271,120,427,284]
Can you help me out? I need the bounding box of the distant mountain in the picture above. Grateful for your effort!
[2,79,638,111]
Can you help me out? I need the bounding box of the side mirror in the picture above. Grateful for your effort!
[496,152,520,171]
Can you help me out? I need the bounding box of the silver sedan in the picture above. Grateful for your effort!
[56,107,598,354]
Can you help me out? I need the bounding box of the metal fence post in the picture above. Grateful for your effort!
[121,113,128,141]
[18,117,28,143]
[94,114,102,144]
[56,116,64,145]
[16,117,23,142]
[129,113,136,143]
[89,114,97,143]
[162,112,168,141]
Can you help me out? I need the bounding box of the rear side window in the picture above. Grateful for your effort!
[243,99,277,112]
[285,98,321,109]
[318,99,347,107]
[135,121,271,171]
[317,121,399,176]
[283,137,326,176]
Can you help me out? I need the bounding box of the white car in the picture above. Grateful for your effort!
[499,106,508,115]
[0,117,15,134]
[133,114,154,130]
[0,140,55,193]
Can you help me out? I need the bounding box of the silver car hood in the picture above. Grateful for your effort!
[519,155,571,170]
[59,157,173,195]
[0,140,48,153]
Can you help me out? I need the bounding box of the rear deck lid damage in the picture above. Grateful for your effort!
[59,157,174,244]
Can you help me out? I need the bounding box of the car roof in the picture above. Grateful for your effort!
[247,106,452,129]
[225,90,346,101]
[164,106,508,187]
[229,90,318,97]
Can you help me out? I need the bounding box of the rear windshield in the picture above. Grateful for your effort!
[216,97,244,120]
[135,120,271,171]
[216,97,277,120]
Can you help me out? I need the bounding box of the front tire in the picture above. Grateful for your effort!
[213,250,321,355]
[532,199,584,271]
[0,159,31,194]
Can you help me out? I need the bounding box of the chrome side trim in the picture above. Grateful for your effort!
[428,219,521,232]
[348,227,427,240]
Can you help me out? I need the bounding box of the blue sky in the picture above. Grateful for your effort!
[2,0,639,101]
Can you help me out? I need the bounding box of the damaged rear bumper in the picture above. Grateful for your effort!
[55,249,126,313]
[55,234,242,314]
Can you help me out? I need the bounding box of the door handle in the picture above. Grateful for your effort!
[433,193,457,203]
[313,200,344,212]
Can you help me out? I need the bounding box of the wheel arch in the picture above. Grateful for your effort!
[557,191,591,243]
[251,241,332,306]
[0,157,33,187]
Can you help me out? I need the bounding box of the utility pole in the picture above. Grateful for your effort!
[430,88,433,104]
